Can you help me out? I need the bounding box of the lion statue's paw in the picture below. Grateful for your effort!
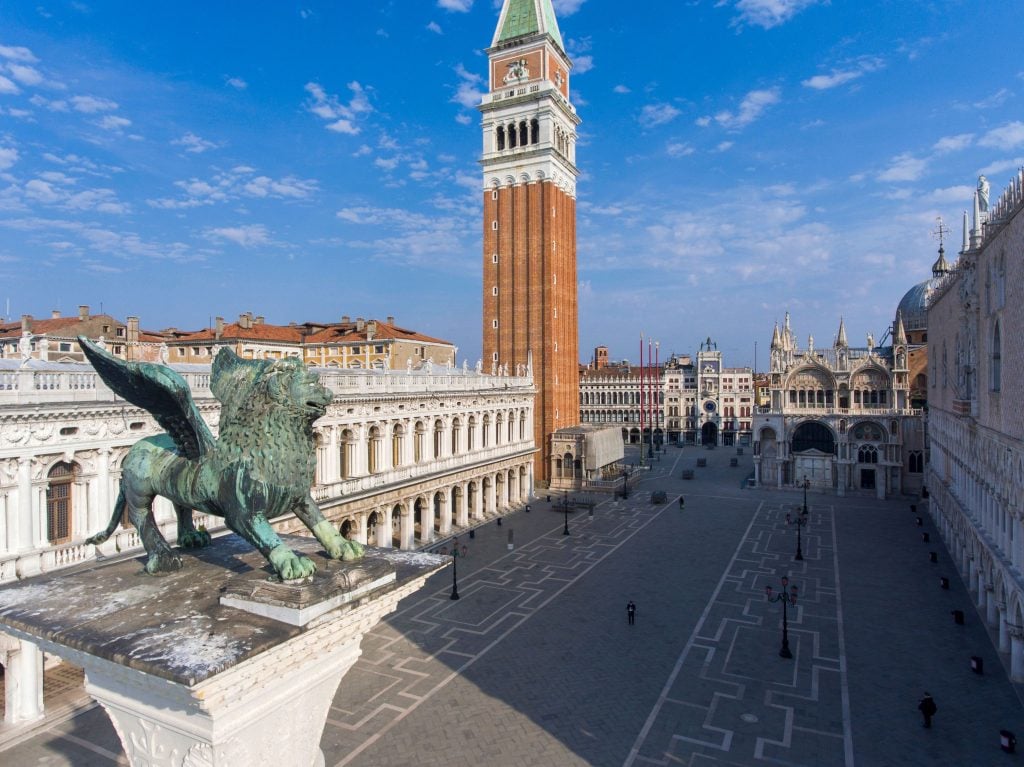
[145,551,183,574]
[340,539,365,562]
[269,545,317,581]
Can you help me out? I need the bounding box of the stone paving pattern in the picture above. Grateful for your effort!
[4,445,1024,766]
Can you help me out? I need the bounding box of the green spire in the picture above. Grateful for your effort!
[495,0,565,53]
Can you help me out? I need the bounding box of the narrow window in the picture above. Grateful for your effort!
[492,220,498,231]
[492,286,498,296]
[491,190,498,200]
[492,253,498,263]
[496,125,505,151]
[492,319,498,328]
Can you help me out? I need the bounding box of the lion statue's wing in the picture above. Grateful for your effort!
[79,336,214,460]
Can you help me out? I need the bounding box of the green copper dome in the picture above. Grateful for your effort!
[495,0,565,53]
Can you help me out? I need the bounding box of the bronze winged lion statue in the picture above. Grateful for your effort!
[79,336,364,580]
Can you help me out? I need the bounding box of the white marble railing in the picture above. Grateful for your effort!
[0,514,229,585]
[0,363,533,405]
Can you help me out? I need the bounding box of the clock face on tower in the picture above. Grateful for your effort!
[703,400,716,413]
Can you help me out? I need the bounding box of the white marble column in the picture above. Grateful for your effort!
[456,484,469,528]
[439,492,451,536]
[1011,628,1024,683]
[380,506,394,549]
[3,637,44,725]
[16,457,32,553]
[399,505,414,550]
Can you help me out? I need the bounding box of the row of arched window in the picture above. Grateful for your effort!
[336,412,528,479]
[580,391,664,405]
[496,119,540,151]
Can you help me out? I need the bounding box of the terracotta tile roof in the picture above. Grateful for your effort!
[0,316,117,339]
[168,323,304,344]
[303,319,451,346]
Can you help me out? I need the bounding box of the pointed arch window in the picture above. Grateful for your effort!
[496,125,506,151]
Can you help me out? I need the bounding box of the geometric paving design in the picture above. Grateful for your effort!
[326,491,676,766]
[626,501,854,766]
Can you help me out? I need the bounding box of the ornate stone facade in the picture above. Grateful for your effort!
[927,171,1024,680]
[755,313,924,497]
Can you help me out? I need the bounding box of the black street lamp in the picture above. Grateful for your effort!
[563,492,571,536]
[802,475,810,516]
[786,508,808,561]
[622,469,630,499]
[442,538,467,600]
[766,575,798,659]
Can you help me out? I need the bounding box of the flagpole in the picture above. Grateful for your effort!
[639,333,644,466]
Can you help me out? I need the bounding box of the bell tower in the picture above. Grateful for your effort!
[480,0,581,485]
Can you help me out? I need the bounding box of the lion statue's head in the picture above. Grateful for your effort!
[212,349,332,432]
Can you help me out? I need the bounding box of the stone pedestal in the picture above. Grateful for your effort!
[0,534,447,766]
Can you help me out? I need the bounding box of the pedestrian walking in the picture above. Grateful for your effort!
[626,600,636,625]
[496,516,502,526]
[918,693,937,728]
[678,495,685,510]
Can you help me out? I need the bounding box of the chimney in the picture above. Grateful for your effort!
[127,316,139,344]
[255,315,264,325]
[367,320,377,339]
[51,310,61,319]
[341,315,350,324]
[79,305,89,321]
[21,314,31,333]
[356,318,365,332]
[215,316,224,340]
[238,312,251,330]
[386,315,394,325]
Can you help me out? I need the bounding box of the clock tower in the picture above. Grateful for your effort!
[480,0,581,485]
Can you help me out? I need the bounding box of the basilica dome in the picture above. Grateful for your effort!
[896,245,952,332]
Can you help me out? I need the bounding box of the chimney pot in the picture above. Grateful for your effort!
[255,316,264,325]
[386,315,394,325]
[341,315,350,324]
[21,314,31,333]
[79,305,89,320]
[215,317,224,340]
[51,310,61,319]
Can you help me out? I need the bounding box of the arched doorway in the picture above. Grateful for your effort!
[701,422,718,446]
[47,462,76,544]
[367,511,380,546]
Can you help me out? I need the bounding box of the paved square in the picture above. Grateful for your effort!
[4,445,1023,766]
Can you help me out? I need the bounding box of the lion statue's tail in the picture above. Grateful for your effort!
[86,488,127,546]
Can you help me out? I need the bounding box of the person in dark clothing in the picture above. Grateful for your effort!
[918,693,937,728]
[626,600,636,625]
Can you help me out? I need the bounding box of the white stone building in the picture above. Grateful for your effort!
[927,171,1024,681]
[0,357,535,725]
[755,313,924,497]
[578,341,753,447]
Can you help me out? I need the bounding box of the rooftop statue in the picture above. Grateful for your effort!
[79,336,363,581]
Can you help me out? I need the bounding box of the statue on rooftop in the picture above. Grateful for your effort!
[79,336,362,581]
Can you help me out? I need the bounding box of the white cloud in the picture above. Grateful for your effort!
[226,77,247,89]
[926,185,975,204]
[72,95,118,113]
[731,0,822,29]
[0,45,38,63]
[455,113,472,125]
[553,0,588,13]
[7,64,43,86]
[24,179,61,203]
[207,224,270,247]
[0,75,20,94]
[978,156,1024,177]
[147,167,317,208]
[437,0,472,11]
[451,63,484,111]
[573,55,594,74]
[613,84,630,94]
[802,70,862,90]
[638,103,681,128]
[802,57,883,91]
[979,121,1024,151]
[666,142,694,158]
[0,147,19,170]
[932,133,973,154]
[695,116,711,127]
[172,132,218,153]
[716,141,734,152]
[877,153,927,182]
[96,114,131,131]
[974,88,1011,110]
[304,81,372,136]
[713,88,780,129]
[374,157,401,171]
[427,21,443,34]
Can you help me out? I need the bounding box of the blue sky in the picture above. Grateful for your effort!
[0,1,1022,369]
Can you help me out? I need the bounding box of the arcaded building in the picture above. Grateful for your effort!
[927,172,1024,680]
[480,0,580,485]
